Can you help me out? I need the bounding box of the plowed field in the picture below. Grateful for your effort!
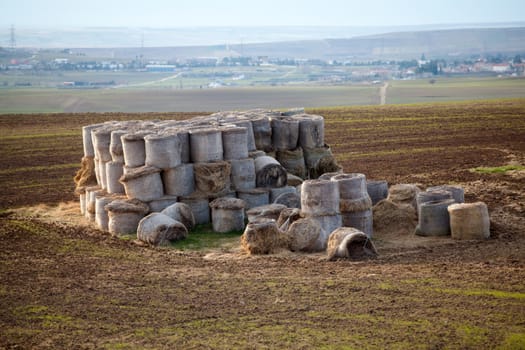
[1,99,524,349]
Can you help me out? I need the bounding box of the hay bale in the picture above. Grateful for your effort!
[276,207,302,230]
[95,194,119,231]
[193,161,231,195]
[222,126,249,160]
[145,133,181,169]
[427,185,465,204]
[249,150,266,159]
[189,128,223,163]
[448,202,490,240]
[416,190,453,216]
[230,158,256,191]
[163,164,195,197]
[307,214,343,251]
[332,173,369,200]
[387,184,422,209]
[341,209,373,238]
[367,180,389,206]
[177,130,191,163]
[286,173,304,187]
[240,219,288,255]
[209,198,246,233]
[327,227,378,261]
[97,159,108,190]
[415,199,455,236]
[85,186,103,222]
[109,130,127,163]
[179,195,210,225]
[254,156,287,188]
[269,186,297,203]
[74,156,97,192]
[373,199,417,235]
[230,119,256,151]
[122,133,147,168]
[301,179,340,216]
[303,145,342,179]
[105,199,150,236]
[92,127,115,162]
[339,197,373,212]
[147,195,178,213]
[237,188,270,211]
[82,124,104,157]
[79,192,86,215]
[318,171,343,180]
[274,192,301,209]
[296,114,324,149]
[286,217,321,252]
[271,117,299,151]
[276,148,307,179]
[119,165,163,202]
[161,202,196,231]
[247,204,287,223]
[106,161,125,194]
[251,116,273,152]
[137,213,188,246]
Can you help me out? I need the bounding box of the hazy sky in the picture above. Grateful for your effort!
[2,0,525,27]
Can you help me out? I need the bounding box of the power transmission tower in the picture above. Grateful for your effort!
[10,24,16,50]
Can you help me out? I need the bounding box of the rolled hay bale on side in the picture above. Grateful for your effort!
[416,190,453,216]
[367,180,389,206]
[163,164,195,197]
[137,213,188,246]
[240,219,289,255]
[327,227,378,261]
[230,158,256,191]
[307,214,343,251]
[221,126,249,160]
[276,207,302,230]
[287,173,304,187]
[271,116,299,151]
[209,198,246,233]
[82,123,104,157]
[105,199,150,236]
[301,179,340,216]
[189,128,223,163]
[274,192,301,209]
[161,202,196,231]
[296,114,325,149]
[276,148,307,179]
[247,204,287,223]
[74,156,97,192]
[145,133,181,169]
[303,145,342,179]
[147,195,178,214]
[427,185,465,204]
[193,161,231,195]
[179,195,210,225]
[109,130,127,163]
[237,188,270,211]
[254,156,287,188]
[415,199,456,236]
[373,199,417,235]
[122,133,147,168]
[106,161,125,194]
[285,217,322,252]
[250,116,273,152]
[119,166,163,202]
[387,184,422,210]
[448,202,490,240]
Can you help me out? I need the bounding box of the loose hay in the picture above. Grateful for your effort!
[276,207,303,229]
[373,199,417,235]
[387,184,422,209]
[74,156,97,192]
[240,219,289,255]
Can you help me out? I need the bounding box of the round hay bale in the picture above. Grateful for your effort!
[271,117,299,151]
[254,156,287,188]
[276,148,307,179]
[249,150,266,159]
[373,199,417,235]
[327,227,377,261]
[163,164,195,197]
[193,161,231,195]
[240,219,288,255]
[230,158,256,191]
[145,133,181,169]
[189,128,223,163]
[106,199,149,236]
[276,207,302,230]
[209,198,246,233]
[222,126,249,160]
[119,166,163,202]
[367,180,389,206]
[137,213,188,246]
[231,119,256,151]
[79,192,86,215]
[332,173,368,200]
[94,159,106,190]
[92,127,114,162]
[296,114,324,149]
[339,197,373,213]
[318,171,344,180]
[122,133,147,168]
[147,195,178,213]
[269,186,297,203]
[109,130,127,163]
[286,217,321,252]
[82,123,104,157]
[303,145,342,179]
[301,179,340,216]
[161,202,196,231]
[237,188,270,211]
[415,199,455,236]
[251,116,273,152]
[448,202,490,240]
[387,184,422,209]
[307,214,343,251]
[74,156,97,192]
[177,130,191,163]
[106,161,125,194]
[427,185,465,204]
[247,204,287,223]
[85,186,103,221]
[281,107,305,116]
[95,195,119,231]
[341,209,373,238]
[179,196,210,225]
[416,190,453,216]
[286,173,304,187]
[274,192,301,209]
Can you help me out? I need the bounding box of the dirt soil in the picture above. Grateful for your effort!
[1,102,525,348]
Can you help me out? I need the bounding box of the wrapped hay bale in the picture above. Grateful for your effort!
[274,192,301,209]
[249,150,266,159]
[189,128,223,163]
[332,173,369,200]
[276,148,307,179]
[161,202,196,231]
[237,188,270,211]
[85,186,102,221]
[387,184,422,210]
[145,133,181,169]
[296,114,324,149]
[95,194,120,231]
[373,199,417,235]
[427,185,465,204]
[287,173,304,187]
[209,198,246,233]
[79,191,86,215]
[303,145,342,179]
[193,161,231,195]
[276,207,302,230]
[230,158,256,191]
[286,217,321,252]
[240,219,288,255]
[92,127,116,162]
[247,204,287,223]
[122,133,147,168]
[179,195,210,225]
[318,171,344,180]
[230,119,256,151]
[106,199,149,236]
[74,156,97,192]
[251,116,273,152]
[327,227,378,261]
[308,214,343,251]
[254,156,287,188]
[271,117,299,151]
[367,180,389,206]
[415,199,455,236]
[137,213,188,246]
[269,186,297,203]
[341,209,373,238]
[147,195,178,213]
[163,164,195,197]
[222,126,249,160]
[106,161,125,194]
[301,179,340,216]
[82,123,104,157]
[177,130,191,163]
[448,202,490,240]
[109,130,127,163]
[98,160,108,190]
[119,165,163,202]
[416,190,453,216]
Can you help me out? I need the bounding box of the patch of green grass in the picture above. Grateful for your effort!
[456,324,489,348]
[170,224,243,251]
[434,288,525,300]
[498,333,525,350]
[472,164,525,174]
